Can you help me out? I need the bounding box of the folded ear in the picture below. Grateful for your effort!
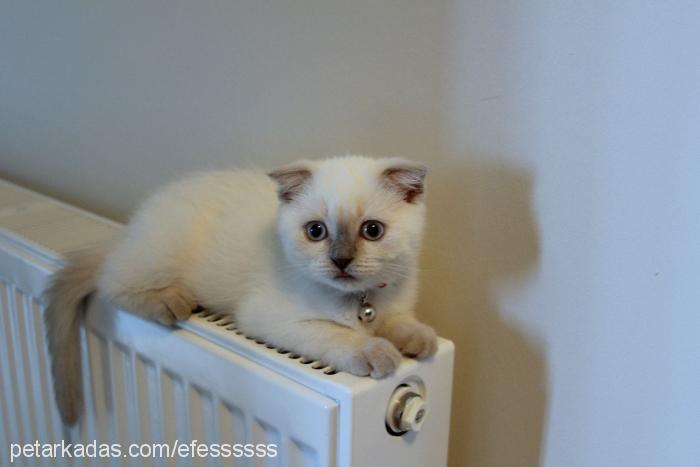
[268,163,313,202]
[381,159,428,203]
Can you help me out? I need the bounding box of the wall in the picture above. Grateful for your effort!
[2,2,699,466]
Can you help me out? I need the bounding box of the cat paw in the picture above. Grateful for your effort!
[146,286,196,325]
[381,318,437,359]
[343,337,402,378]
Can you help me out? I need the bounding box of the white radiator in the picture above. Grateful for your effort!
[0,178,454,467]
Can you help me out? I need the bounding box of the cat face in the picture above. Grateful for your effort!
[270,156,426,293]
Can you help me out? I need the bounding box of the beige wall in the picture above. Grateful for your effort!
[2,2,700,466]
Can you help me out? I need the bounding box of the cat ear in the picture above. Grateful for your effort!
[381,159,428,203]
[268,163,313,202]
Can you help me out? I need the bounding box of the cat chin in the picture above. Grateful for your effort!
[319,276,368,294]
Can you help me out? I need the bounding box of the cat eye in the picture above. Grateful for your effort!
[305,221,328,241]
[360,220,385,241]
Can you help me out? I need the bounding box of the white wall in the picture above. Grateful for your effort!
[2,2,699,466]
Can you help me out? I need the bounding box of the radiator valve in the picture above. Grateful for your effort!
[386,383,427,434]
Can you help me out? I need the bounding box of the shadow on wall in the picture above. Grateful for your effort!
[417,161,545,467]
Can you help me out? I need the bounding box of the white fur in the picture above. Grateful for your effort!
[49,156,436,424]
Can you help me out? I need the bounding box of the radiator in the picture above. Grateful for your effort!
[0,178,454,467]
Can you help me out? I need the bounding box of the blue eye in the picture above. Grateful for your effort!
[361,220,385,241]
[305,221,327,241]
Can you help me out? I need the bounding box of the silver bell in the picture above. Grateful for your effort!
[358,303,376,323]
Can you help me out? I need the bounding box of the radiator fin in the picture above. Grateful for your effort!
[187,386,216,467]
[289,439,318,467]
[218,401,248,466]
[3,284,37,444]
[87,332,112,445]
[252,418,281,467]
[0,282,22,448]
[134,354,159,467]
[160,370,182,444]
[110,343,133,448]
[29,297,62,446]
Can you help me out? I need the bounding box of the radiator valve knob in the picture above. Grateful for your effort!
[386,384,427,434]
[400,395,427,432]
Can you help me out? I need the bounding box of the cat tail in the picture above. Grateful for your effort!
[44,247,107,425]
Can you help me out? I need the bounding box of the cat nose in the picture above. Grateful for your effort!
[331,256,353,271]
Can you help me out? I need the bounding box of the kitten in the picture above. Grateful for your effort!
[45,155,437,425]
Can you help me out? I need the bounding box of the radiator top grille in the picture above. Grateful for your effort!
[191,307,340,376]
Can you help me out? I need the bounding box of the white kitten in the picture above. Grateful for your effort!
[45,155,437,424]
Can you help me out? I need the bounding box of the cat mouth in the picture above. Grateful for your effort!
[334,272,357,281]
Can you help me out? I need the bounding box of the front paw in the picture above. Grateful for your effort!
[381,318,437,359]
[342,337,402,378]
